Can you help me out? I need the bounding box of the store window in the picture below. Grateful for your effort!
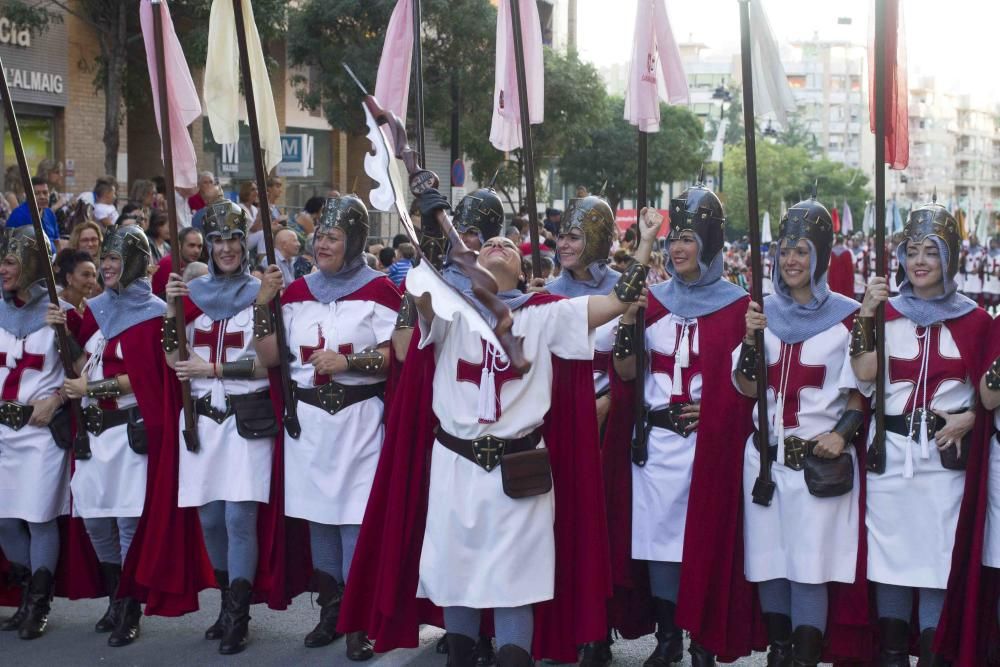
[2,115,53,174]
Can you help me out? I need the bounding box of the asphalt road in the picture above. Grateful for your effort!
[0,590,777,666]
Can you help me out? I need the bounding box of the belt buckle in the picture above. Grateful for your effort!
[783,436,809,471]
[317,383,346,414]
[204,396,230,424]
[471,435,506,473]
[908,408,936,440]
[0,402,26,430]
[84,405,104,435]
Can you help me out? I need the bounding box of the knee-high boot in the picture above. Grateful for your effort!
[17,568,54,640]
[205,569,229,640]
[0,563,31,631]
[94,562,121,633]
[218,578,252,655]
[764,613,793,667]
[644,598,683,666]
[108,597,142,647]
[304,570,343,648]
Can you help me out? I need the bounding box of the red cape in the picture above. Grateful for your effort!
[260,275,404,606]
[73,310,218,616]
[934,305,997,665]
[151,255,174,297]
[829,248,856,299]
[339,293,611,663]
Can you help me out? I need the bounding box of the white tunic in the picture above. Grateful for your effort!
[593,319,615,396]
[853,249,867,296]
[0,324,71,523]
[416,298,593,608]
[983,253,1000,297]
[962,248,985,294]
[736,323,860,584]
[983,409,1000,566]
[71,331,147,519]
[859,318,974,588]
[632,313,703,562]
[178,305,273,507]
[282,297,396,525]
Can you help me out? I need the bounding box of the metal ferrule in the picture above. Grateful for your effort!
[253,303,275,340]
[738,341,759,381]
[346,349,385,375]
[613,321,637,360]
[849,316,875,357]
[614,262,648,303]
[220,358,256,379]
[833,409,864,443]
[161,315,180,353]
[86,377,122,400]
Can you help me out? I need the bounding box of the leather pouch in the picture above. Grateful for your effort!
[501,447,553,499]
[48,408,73,450]
[126,411,148,455]
[939,433,970,471]
[803,452,853,498]
[232,393,279,439]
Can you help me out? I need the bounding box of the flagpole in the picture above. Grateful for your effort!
[739,0,775,506]
[231,0,301,438]
[870,0,888,473]
[507,0,543,278]
[151,0,199,452]
[0,57,90,460]
[411,0,426,168]
[632,129,648,464]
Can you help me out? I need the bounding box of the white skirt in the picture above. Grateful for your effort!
[866,430,965,588]
[982,435,1000,567]
[71,423,147,518]
[0,424,70,523]
[417,439,556,608]
[283,398,384,525]
[743,437,859,584]
[631,426,696,562]
[178,412,273,507]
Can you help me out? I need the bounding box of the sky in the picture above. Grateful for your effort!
[576,0,1000,103]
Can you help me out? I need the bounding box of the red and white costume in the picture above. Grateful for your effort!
[961,246,985,298]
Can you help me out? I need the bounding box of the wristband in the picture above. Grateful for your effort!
[253,303,275,340]
[613,321,637,360]
[986,355,1000,392]
[833,409,864,444]
[738,342,759,382]
[86,377,122,400]
[395,293,416,330]
[220,358,256,379]
[613,262,649,303]
[161,315,180,353]
[849,316,875,357]
[345,349,385,375]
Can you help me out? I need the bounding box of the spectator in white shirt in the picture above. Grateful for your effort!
[92,178,118,228]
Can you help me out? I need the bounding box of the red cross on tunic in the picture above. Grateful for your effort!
[299,327,353,386]
[888,324,967,413]
[649,322,700,404]
[767,341,826,430]
[0,350,45,401]
[192,320,245,365]
[457,339,523,421]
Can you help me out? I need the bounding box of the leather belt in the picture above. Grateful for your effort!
[754,433,819,471]
[647,403,696,437]
[0,401,33,431]
[884,409,947,441]
[83,404,142,436]
[195,389,272,424]
[435,427,542,473]
[293,381,384,416]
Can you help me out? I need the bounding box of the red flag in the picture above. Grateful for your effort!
[831,206,841,233]
[868,0,908,169]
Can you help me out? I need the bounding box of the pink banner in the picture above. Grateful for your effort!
[375,0,414,124]
[624,0,688,132]
[490,0,544,152]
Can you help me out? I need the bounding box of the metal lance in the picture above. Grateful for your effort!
[0,55,90,459]
[507,0,543,278]
[230,0,301,437]
[739,0,775,506]
[632,130,649,465]
[869,0,888,473]
[151,0,199,452]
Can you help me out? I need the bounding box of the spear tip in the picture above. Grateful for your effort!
[342,63,369,96]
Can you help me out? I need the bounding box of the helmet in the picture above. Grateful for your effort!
[778,197,834,282]
[101,224,152,290]
[453,188,504,241]
[1,226,46,293]
[667,184,726,265]
[559,195,615,267]
[316,195,369,262]
[897,201,961,284]
[203,200,250,275]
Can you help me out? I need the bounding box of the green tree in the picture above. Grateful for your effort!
[722,138,870,239]
[558,96,706,211]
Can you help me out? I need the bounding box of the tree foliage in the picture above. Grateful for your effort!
[558,97,707,211]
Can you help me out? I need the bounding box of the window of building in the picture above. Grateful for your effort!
[787,75,806,89]
[2,116,52,174]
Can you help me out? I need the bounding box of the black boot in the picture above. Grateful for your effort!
[476,633,497,665]
[764,612,793,667]
[107,597,142,647]
[689,641,717,667]
[94,562,122,633]
[17,567,53,640]
[496,644,533,667]
[447,632,478,667]
[438,633,451,654]
[218,578,252,655]
[0,563,30,631]
[346,630,374,661]
[205,569,229,640]
[791,625,823,667]
[918,627,951,667]
[579,633,613,667]
[644,598,683,666]
[304,570,343,648]
[877,618,911,667]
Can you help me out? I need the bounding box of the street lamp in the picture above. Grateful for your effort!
[712,85,732,192]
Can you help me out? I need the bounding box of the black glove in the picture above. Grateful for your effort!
[417,188,451,225]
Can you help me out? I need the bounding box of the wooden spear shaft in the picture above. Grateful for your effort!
[231,0,301,438]
[870,0,888,473]
[739,0,775,506]
[151,0,199,452]
[632,130,649,464]
[0,55,90,460]
[412,0,426,168]
[507,0,543,278]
